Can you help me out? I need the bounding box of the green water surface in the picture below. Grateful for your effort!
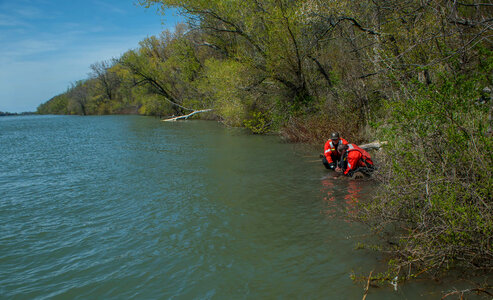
[0,115,469,299]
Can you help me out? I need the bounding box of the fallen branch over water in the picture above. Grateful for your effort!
[161,109,213,122]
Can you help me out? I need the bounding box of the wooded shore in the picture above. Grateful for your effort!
[37,0,492,295]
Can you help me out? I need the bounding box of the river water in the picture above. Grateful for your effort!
[0,115,463,299]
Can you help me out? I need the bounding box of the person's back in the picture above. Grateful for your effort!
[338,143,374,176]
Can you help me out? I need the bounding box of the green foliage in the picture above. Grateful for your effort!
[37,94,69,114]
[244,111,271,134]
[137,93,171,116]
[360,73,493,279]
[197,58,255,126]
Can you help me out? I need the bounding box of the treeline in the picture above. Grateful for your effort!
[37,1,491,141]
[38,0,491,288]
[37,1,491,140]
[0,111,35,116]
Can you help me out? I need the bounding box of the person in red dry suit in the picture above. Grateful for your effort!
[322,132,349,170]
[336,143,374,177]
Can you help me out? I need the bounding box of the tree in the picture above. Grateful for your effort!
[119,27,209,116]
[89,60,121,104]
[138,1,317,110]
[67,80,91,115]
[37,94,69,114]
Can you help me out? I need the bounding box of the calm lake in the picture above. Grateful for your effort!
[0,115,461,299]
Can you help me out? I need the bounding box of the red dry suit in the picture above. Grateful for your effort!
[324,138,349,164]
[343,144,374,175]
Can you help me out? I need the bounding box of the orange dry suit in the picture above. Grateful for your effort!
[323,138,349,167]
[342,144,374,176]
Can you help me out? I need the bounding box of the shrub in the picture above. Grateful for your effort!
[358,75,493,281]
[244,111,271,134]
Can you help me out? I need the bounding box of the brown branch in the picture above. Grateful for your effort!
[359,72,381,79]
[277,0,304,87]
[449,17,493,27]
[190,8,267,57]
[308,55,333,86]
[362,271,373,300]
[456,2,493,7]
[441,287,493,299]
[339,17,382,35]
[122,61,193,112]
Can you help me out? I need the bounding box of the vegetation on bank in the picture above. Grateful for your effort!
[37,0,492,292]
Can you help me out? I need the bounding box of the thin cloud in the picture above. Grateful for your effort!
[12,6,44,18]
[0,1,48,21]
[93,0,128,15]
[0,0,182,112]
[1,39,60,59]
[0,14,30,27]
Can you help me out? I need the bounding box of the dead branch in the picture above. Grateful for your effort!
[362,271,373,300]
[441,287,493,299]
[359,141,388,150]
[162,109,213,122]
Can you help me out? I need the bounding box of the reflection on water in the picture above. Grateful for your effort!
[320,174,373,219]
[318,172,491,300]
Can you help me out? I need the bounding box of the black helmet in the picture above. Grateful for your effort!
[330,132,340,140]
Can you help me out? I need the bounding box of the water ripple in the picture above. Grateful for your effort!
[1,116,438,299]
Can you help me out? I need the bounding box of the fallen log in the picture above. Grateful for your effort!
[359,141,388,150]
[162,109,213,122]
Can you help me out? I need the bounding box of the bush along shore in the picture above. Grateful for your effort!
[37,0,492,295]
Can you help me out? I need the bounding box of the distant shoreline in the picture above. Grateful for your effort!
[0,112,36,117]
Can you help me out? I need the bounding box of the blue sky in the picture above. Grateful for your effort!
[0,0,182,113]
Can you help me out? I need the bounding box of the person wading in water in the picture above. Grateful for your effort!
[322,132,348,170]
[336,143,375,179]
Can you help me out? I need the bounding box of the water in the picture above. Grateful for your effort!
[0,115,471,299]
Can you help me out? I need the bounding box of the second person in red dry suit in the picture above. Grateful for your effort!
[336,143,375,177]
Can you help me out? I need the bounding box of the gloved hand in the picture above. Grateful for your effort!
[328,162,336,170]
[352,171,364,179]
